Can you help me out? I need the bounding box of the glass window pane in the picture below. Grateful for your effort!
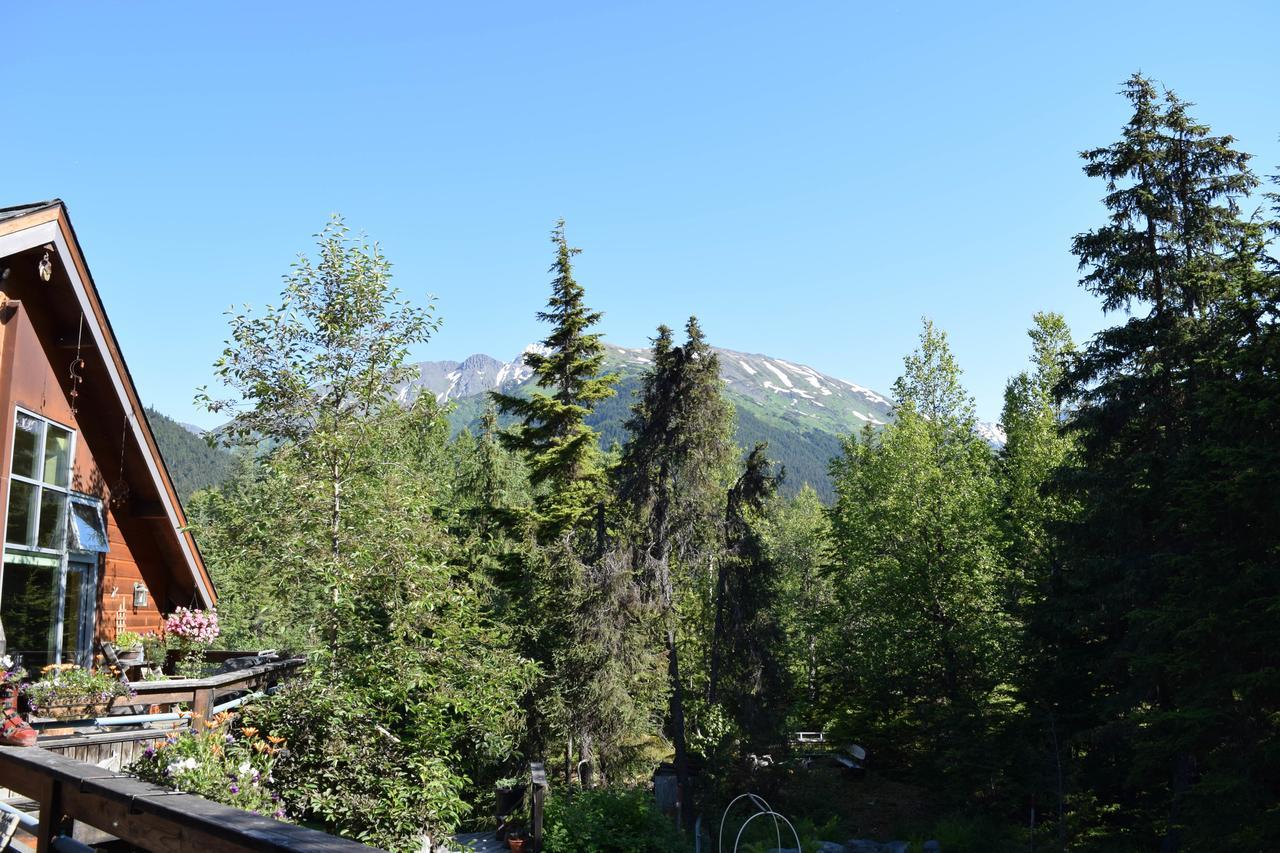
[43,425,71,487]
[6,480,36,547]
[69,501,109,553]
[61,567,85,665]
[37,490,67,551]
[12,414,40,480]
[1,560,58,670]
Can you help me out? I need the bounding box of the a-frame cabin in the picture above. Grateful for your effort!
[0,200,214,669]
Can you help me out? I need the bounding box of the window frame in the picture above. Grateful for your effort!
[5,406,77,554]
[1,406,94,666]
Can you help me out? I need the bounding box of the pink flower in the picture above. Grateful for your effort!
[164,607,221,645]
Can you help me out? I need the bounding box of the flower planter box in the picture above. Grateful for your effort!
[35,700,115,721]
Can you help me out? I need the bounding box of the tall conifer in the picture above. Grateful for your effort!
[617,316,735,825]
[1054,73,1271,848]
[492,219,617,537]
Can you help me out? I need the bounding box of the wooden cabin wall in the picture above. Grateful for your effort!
[0,297,167,647]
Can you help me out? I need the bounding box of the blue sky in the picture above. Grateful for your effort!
[4,1,1278,428]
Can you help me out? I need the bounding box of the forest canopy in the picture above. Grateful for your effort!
[184,74,1280,852]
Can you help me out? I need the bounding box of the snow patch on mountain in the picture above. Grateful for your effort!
[975,421,1008,449]
[761,361,794,387]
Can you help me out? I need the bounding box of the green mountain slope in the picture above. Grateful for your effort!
[144,408,237,505]
[440,345,884,501]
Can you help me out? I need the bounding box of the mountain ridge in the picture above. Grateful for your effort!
[403,342,902,500]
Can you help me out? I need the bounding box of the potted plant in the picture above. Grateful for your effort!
[495,774,525,821]
[23,663,135,728]
[113,630,145,664]
[506,829,527,852]
[140,631,168,668]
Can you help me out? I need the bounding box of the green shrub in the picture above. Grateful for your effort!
[542,786,690,852]
[239,672,468,852]
[112,630,146,649]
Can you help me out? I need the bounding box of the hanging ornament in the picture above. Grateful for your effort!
[38,250,53,282]
[110,413,131,509]
[68,313,85,415]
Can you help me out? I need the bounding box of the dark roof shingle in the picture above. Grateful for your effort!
[0,200,61,225]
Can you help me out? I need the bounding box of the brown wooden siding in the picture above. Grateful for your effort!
[0,298,170,652]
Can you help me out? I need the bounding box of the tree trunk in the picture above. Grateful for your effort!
[331,462,342,561]
[708,559,728,704]
[666,626,692,830]
[1159,751,1194,853]
[1048,712,1067,853]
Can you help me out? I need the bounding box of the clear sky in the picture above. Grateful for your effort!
[4,1,1277,428]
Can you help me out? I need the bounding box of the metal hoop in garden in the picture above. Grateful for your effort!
[732,810,803,853]
[719,793,780,853]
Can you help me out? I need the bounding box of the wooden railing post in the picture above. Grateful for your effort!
[34,774,65,853]
[192,685,213,722]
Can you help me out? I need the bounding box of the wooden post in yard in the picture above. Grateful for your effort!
[530,761,547,853]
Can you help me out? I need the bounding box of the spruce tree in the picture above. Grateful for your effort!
[489,220,633,777]
[709,442,787,746]
[492,219,618,538]
[617,316,736,824]
[1053,73,1272,848]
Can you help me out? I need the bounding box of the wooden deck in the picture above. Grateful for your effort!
[3,656,308,784]
[0,746,378,851]
[449,831,507,852]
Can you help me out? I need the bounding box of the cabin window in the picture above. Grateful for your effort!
[1,409,99,668]
[6,411,73,552]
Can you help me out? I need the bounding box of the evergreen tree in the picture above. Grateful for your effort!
[491,220,618,538]
[709,443,787,746]
[489,221,652,781]
[1052,73,1276,848]
[616,317,736,824]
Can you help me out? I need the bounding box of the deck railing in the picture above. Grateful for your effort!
[0,745,377,852]
[21,656,307,778]
[122,656,306,721]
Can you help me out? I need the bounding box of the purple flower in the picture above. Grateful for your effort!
[229,783,240,794]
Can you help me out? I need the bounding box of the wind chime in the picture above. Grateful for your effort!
[67,312,85,415]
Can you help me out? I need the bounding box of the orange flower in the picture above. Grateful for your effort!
[240,727,259,738]
[253,741,269,754]
[266,735,286,745]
